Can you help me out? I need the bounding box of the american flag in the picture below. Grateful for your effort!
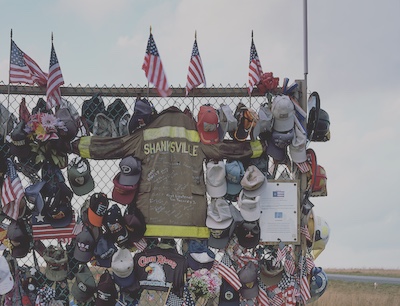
[31,210,76,240]
[257,283,270,306]
[276,244,287,263]
[300,225,312,242]
[142,33,172,97]
[185,38,206,96]
[299,256,311,303]
[9,40,48,86]
[46,42,64,110]
[214,253,242,291]
[1,158,24,220]
[284,253,296,276]
[248,35,263,94]
[134,238,148,252]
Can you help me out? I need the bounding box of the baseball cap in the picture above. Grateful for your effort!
[112,173,138,205]
[94,234,118,268]
[71,264,96,303]
[206,198,233,229]
[248,154,269,178]
[25,180,46,213]
[289,124,307,163]
[88,192,109,227]
[217,104,238,141]
[219,278,240,306]
[271,129,295,149]
[235,221,260,249]
[206,160,227,198]
[266,133,286,162]
[46,182,74,228]
[225,160,245,197]
[187,240,215,271]
[95,269,118,306]
[56,107,78,141]
[197,105,219,145]
[252,104,273,140]
[124,206,147,244]
[6,219,31,258]
[41,162,65,197]
[67,157,95,196]
[0,256,13,295]
[103,204,129,247]
[238,262,259,299]
[111,248,135,289]
[271,95,295,132]
[118,156,141,186]
[74,226,96,263]
[128,98,156,134]
[9,121,31,160]
[43,245,68,282]
[241,165,267,197]
[237,190,261,222]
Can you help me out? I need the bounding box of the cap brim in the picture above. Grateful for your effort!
[69,178,95,196]
[273,117,295,132]
[45,268,68,282]
[199,131,220,145]
[260,270,283,287]
[71,281,94,302]
[74,248,94,263]
[226,182,242,196]
[11,243,30,258]
[112,185,137,205]
[119,173,140,186]
[206,184,227,198]
[240,284,259,299]
[0,277,14,295]
[267,140,286,161]
[187,254,214,271]
[49,207,73,228]
[88,208,103,227]
[113,271,135,289]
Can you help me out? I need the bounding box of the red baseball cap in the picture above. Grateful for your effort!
[197,105,219,145]
[112,173,138,205]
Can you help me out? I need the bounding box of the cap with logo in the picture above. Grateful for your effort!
[237,190,261,222]
[6,219,31,258]
[112,156,141,205]
[206,160,227,198]
[111,248,135,289]
[271,95,295,132]
[225,160,245,197]
[128,98,156,134]
[94,234,118,268]
[103,204,129,247]
[88,192,109,227]
[289,124,307,163]
[219,278,240,306]
[240,165,267,197]
[206,198,233,249]
[9,121,32,160]
[197,105,219,145]
[43,245,68,282]
[235,220,260,249]
[67,157,95,196]
[71,264,96,303]
[95,269,118,306]
[56,107,78,141]
[0,256,14,295]
[238,262,259,300]
[74,226,96,263]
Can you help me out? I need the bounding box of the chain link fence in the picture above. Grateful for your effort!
[0,82,311,306]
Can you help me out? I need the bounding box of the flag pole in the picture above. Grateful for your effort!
[303,0,308,109]
[7,29,13,109]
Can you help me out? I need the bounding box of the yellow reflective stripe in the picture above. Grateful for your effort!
[144,225,210,238]
[143,127,200,143]
[250,140,263,158]
[78,137,92,158]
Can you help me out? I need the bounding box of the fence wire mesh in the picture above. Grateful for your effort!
[0,82,310,306]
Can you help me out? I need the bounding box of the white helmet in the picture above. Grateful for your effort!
[307,211,330,259]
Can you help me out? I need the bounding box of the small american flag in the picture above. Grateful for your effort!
[9,40,48,86]
[31,210,76,241]
[276,244,287,263]
[134,238,148,252]
[257,283,270,306]
[214,253,242,291]
[300,225,312,242]
[142,33,172,97]
[185,38,206,96]
[1,158,24,220]
[248,34,263,94]
[46,42,64,109]
[284,253,296,276]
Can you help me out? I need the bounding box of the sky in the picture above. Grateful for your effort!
[0,0,399,269]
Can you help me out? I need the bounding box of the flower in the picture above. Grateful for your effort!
[187,268,222,300]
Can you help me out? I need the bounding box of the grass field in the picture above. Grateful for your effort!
[311,269,400,306]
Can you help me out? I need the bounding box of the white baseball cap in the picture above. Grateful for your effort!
[0,256,13,295]
[238,190,261,222]
[241,165,267,197]
[206,198,233,229]
[271,95,295,132]
[206,160,227,198]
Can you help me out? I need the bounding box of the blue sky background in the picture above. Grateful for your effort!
[0,0,399,269]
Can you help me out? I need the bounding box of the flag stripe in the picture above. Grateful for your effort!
[1,159,24,220]
[46,43,64,109]
[248,37,263,94]
[186,39,206,95]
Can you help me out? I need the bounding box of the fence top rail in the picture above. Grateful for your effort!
[0,84,285,98]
